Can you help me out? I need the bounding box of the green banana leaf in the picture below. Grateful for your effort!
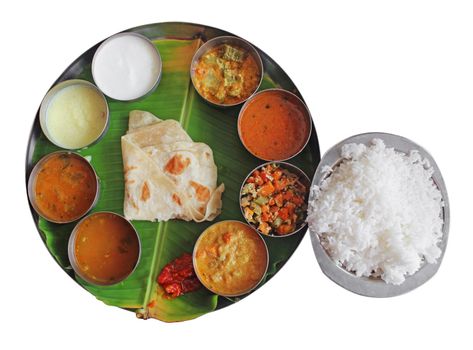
[27,23,320,322]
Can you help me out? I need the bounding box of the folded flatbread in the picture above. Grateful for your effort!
[122,110,225,222]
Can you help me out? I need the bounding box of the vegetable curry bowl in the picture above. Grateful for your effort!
[240,162,310,237]
[27,151,99,224]
[193,220,268,297]
[190,36,263,107]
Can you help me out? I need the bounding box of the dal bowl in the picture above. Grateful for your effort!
[68,211,141,286]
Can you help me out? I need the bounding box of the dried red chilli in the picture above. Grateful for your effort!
[157,253,201,298]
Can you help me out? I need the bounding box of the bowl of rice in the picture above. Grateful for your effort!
[307,132,449,297]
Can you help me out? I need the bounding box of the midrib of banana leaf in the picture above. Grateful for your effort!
[31,36,319,322]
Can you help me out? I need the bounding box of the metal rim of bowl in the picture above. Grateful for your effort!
[91,32,163,102]
[192,220,269,297]
[189,35,264,108]
[39,79,110,150]
[68,211,142,286]
[237,88,313,162]
[308,132,450,297]
[27,151,100,224]
[240,161,311,238]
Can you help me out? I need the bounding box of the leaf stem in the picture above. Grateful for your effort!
[141,221,168,313]
[178,39,202,130]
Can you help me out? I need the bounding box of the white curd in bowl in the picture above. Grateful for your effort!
[92,33,162,101]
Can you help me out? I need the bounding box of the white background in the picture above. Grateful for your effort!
[1,0,472,349]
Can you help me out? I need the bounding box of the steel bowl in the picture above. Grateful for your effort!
[68,211,141,286]
[27,151,100,224]
[237,88,313,162]
[193,220,269,297]
[190,35,264,107]
[240,161,311,238]
[39,79,110,150]
[308,132,450,297]
[92,32,163,101]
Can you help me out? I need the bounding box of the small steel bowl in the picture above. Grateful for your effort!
[68,211,141,286]
[92,32,163,101]
[193,220,269,297]
[27,151,100,224]
[308,132,450,297]
[39,79,110,150]
[190,35,264,107]
[237,88,313,162]
[240,162,311,238]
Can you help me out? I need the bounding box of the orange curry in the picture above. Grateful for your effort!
[238,90,310,161]
[34,153,97,222]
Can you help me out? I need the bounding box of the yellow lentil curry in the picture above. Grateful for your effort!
[73,212,140,285]
[194,221,268,296]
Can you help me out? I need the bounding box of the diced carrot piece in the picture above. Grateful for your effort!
[260,182,275,196]
[268,197,275,206]
[283,190,294,201]
[261,211,270,222]
[278,208,289,220]
[286,204,295,215]
[286,201,296,208]
[273,169,283,181]
[277,224,294,235]
[274,179,287,191]
[260,171,268,182]
[275,193,284,207]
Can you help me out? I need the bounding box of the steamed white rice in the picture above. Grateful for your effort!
[307,138,444,285]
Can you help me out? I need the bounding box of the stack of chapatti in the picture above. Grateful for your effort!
[121,110,224,222]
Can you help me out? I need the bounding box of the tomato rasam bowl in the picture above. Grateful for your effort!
[238,89,312,161]
[193,220,269,297]
[68,212,141,286]
[27,151,99,224]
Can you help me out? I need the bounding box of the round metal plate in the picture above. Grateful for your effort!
[25,22,321,321]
